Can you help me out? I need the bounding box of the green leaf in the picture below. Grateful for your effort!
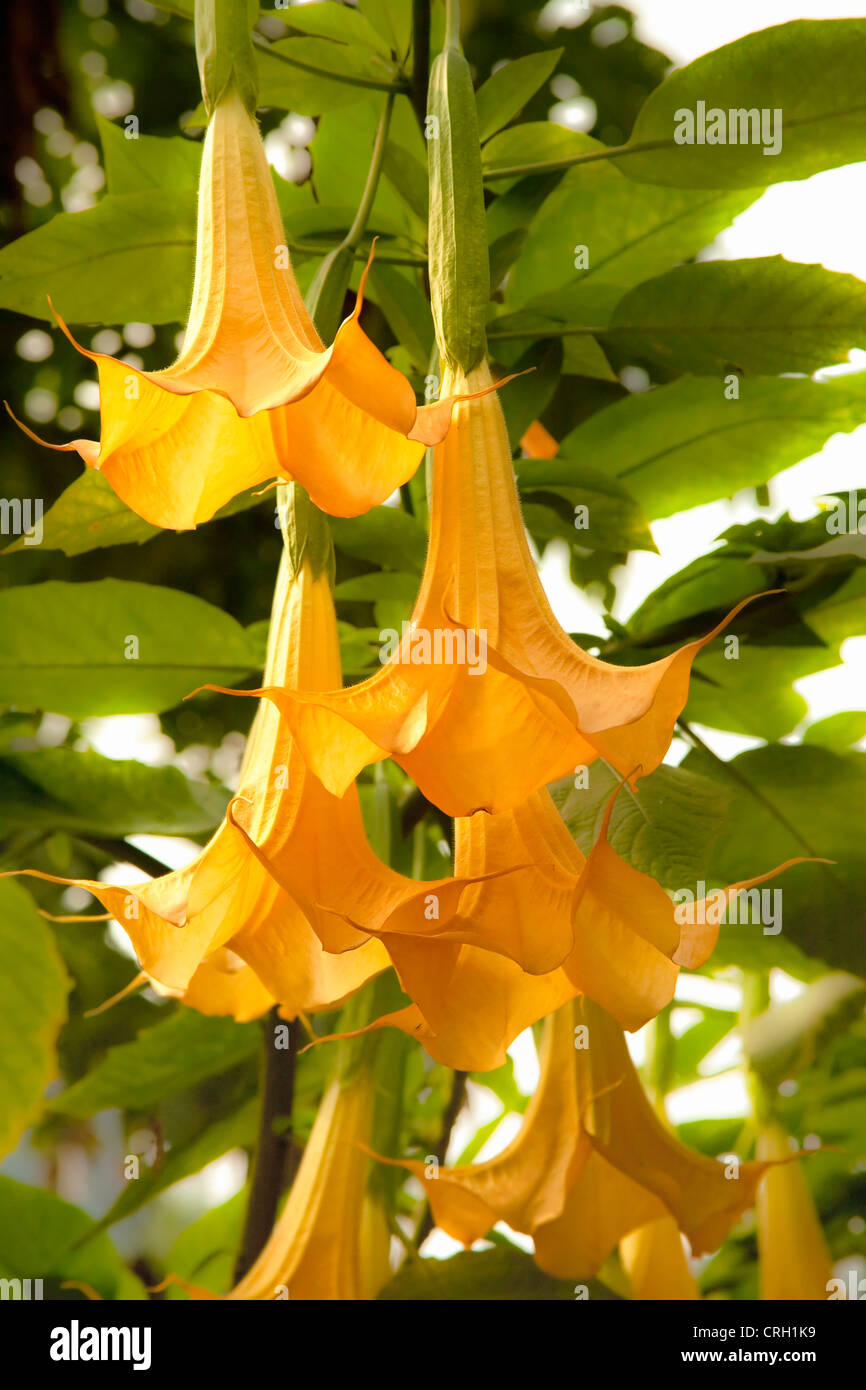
[334,571,419,606]
[488,308,616,381]
[507,163,753,318]
[359,0,411,57]
[684,570,866,740]
[276,2,390,53]
[0,882,69,1157]
[683,744,866,975]
[50,1011,260,1119]
[0,190,196,324]
[381,141,428,223]
[163,1190,246,1298]
[268,34,400,87]
[482,123,601,179]
[338,581,411,634]
[0,579,258,719]
[515,457,656,554]
[312,99,424,238]
[9,462,272,559]
[330,506,427,571]
[255,36,401,116]
[368,263,433,368]
[550,761,730,889]
[558,373,866,521]
[0,748,227,837]
[498,339,562,449]
[90,1098,257,1238]
[620,20,866,189]
[604,258,866,376]
[8,468,159,555]
[337,622,380,675]
[743,973,866,1086]
[671,1007,738,1088]
[0,1177,145,1300]
[97,115,201,195]
[803,711,866,752]
[378,1246,618,1300]
[475,51,563,143]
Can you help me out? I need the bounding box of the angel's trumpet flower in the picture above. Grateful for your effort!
[620,1217,701,1301]
[379,999,774,1277]
[756,1122,833,1301]
[315,811,808,1071]
[4,529,395,1017]
[164,1037,391,1301]
[8,491,641,1018]
[210,363,765,815]
[10,91,476,530]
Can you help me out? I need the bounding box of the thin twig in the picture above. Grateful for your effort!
[414,1070,467,1247]
[233,1012,299,1282]
[83,837,172,879]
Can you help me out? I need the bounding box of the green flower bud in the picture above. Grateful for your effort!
[427,10,489,373]
[196,0,259,117]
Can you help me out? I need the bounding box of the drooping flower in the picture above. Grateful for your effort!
[315,815,808,1071]
[5,535,393,1017]
[13,492,664,1020]
[756,1122,833,1301]
[163,1040,392,1301]
[208,362,765,816]
[10,91,476,530]
[378,998,775,1277]
[619,1217,701,1300]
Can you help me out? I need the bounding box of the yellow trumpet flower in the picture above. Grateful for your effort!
[213,362,763,815]
[13,494,663,1021]
[163,1042,391,1301]
[5,541,392,1017]
[377,998,774,1277]
[315,822,806,1071]
[11,91,473,530]
[620,1217,701,1300]
[756,1122,833,1301]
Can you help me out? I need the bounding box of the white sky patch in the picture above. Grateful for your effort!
[700,1031,743,1078]
[770,967,808,1003]
[666,1069,750,1124]
[80,713,174,765]
[674,973,742,1012]
[627,0,866,65]
[126,834,202,871]
[508,1026,541,1093]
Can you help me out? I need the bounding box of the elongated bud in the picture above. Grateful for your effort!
[196,0,259,117]
[277,482,334,585]
[427,3,489,373]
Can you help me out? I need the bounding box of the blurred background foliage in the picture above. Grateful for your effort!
[0,0,864,1301]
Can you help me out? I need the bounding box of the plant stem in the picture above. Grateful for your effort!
[344,91,395,251]
[252,32,408,92]
[414,1069,467,1246]
[83,837,172,879]
[444,0,461,50]
[233,1010,298,1281]
[483,141,667,182]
